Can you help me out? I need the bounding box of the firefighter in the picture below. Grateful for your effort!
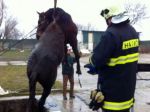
[84,6,139,112]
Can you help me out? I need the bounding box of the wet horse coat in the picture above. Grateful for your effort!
[36,7,81,74]
[27,21,65,112]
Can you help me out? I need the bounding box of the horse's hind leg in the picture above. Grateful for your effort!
[29,72,37,100]
[38,70,57,112]
[26,72,38,112]
[38,87,52,112]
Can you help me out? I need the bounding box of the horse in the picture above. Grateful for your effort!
[36,7,81,75]
[26,20,65,112]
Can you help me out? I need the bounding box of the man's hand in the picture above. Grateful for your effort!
[89,89,104,111]
[84,63,97,75]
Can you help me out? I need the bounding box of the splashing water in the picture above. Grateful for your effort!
[0,86,9,95]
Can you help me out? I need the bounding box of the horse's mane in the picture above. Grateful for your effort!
[40,21,64,42]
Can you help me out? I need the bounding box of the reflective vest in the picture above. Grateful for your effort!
[90,23,139,111]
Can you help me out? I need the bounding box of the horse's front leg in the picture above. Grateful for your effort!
[70,40,81,74]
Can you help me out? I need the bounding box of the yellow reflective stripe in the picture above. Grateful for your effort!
[108,53,139,66]
[103,98,134,110]
[122,39,139,50]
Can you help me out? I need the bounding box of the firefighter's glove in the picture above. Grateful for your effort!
[89,90,104,111]
[84,63,97,75]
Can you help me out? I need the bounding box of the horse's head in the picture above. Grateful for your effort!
[36,12,50,39]
[36,9,62,40]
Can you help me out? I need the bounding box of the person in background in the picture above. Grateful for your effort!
[62,46,76,100]
[84,6,139,112]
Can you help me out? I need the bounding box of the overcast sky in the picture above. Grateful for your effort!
[4,0,150,40]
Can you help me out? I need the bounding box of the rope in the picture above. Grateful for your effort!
[52,0,57,22]
[52,0,57,21]
[54,0,57,10]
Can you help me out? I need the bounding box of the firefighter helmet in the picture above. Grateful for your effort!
[100,6,129,24]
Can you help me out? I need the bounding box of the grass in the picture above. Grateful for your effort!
[0,65,63,97]
[0,49,32,61]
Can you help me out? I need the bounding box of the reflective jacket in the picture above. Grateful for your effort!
[90,22,139,111]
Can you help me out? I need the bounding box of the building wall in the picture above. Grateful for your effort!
[0,39,37,50]
[81,30,150,53]
[82,30,104,51]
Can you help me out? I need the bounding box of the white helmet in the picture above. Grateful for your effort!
[111,11,129,24]
[100,6,129,24]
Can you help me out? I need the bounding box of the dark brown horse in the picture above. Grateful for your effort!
[36,7,81,74]
[27,20,65,112]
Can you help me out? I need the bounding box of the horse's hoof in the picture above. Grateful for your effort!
[26,98,39,112]
[39,107,48,112]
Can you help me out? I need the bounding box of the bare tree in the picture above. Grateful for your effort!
[3,17,18,39]
[10,28,22,39]
[0,1,22,50]
[124,1,149,25]
[0,0,6,27]
[0,16,23,49]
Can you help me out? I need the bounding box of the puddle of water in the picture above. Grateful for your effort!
[45,96,63,112]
